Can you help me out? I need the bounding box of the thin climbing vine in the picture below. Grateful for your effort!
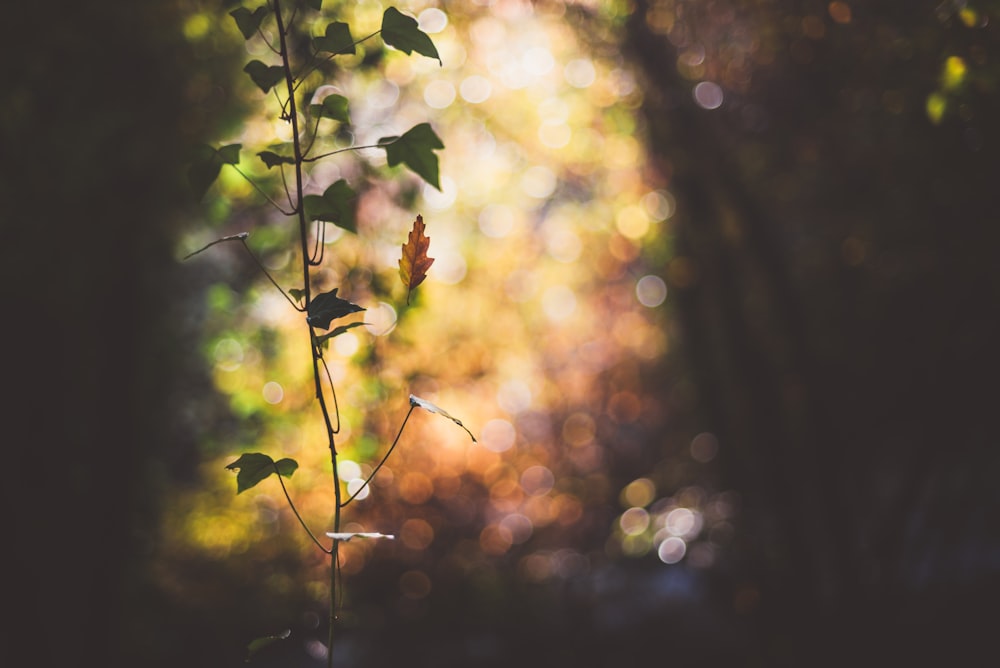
[184,1,474,664]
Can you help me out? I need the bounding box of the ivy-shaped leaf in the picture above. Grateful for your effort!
[379,123,444,190]
[314,321,367,347]
[399,215,435,304]
[225,453,299,494]
[187,143,241,200]
[409,394,477,442]
[229,6,268,40]
[244,60,285,93]
[302,179,356,231]
[313,21,355,55]
[308,94,350,123]
[306,288,364,329]
[381,7,441,65]
[258,150,296,168]
[289,288,306,305]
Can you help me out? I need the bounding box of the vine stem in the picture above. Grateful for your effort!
[273,2,343,666]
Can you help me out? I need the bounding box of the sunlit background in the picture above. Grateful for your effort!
[169,0,729,663]
[8,1,998,667]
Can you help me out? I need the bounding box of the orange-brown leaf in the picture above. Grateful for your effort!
[399,214,435,304]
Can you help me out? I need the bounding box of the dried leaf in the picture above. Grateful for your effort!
[325,532,396,542]
[409,394,477,442]
[398,215,435,304]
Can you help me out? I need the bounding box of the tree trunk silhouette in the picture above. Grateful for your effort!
[624,1,1000,664]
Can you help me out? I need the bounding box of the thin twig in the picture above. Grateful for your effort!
[238,238,304,311]
[342,404,415,507]
[274,464,332,555]
[231,164,295,215]
[293,31,381,92]
[302,140,398,163]
[181,232,249,260]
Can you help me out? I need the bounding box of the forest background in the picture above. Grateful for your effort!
[3,1,998,667]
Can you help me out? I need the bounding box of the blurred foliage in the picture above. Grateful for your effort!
[11,0,992,666]
[165,0,706,664]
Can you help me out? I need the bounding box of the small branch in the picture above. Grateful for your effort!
[293,31,381,92]
[342,404,415,507]
[181,232,249,260]
[310,217,326,266]
[274,464,332,555]
[231,164,295,215]
[237,237,305,311]
[302,140,398,163]
[278,163,297,212]
[301,113,323,158]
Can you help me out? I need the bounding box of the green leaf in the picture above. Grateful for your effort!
[187,144,241,200]
[289,288,306,305]
[217,143,242,164]
[229,6,268,40]
[379,123,444,190]
[314,321,366,347]
[304,0,323,11]
[306,288,364,329]
[308,94,350,123]
[257,150,296,168]
[410,394,477,442]
[313,21,355,55]
[225,453,298,494]
[246,629,291,661]
[381,7,441,65]
[244,60,285,93]
[302,179,356,230]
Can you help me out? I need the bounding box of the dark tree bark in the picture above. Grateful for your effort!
[624,1,1000,664]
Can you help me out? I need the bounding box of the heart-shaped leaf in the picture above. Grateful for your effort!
[302,179,356,231]
[230,6,268,40]
[308,94,350,123]
[187,143,241,200]
[244,60,285,93]
[313,21,355,55]
[306,288,364,329]
[379,123,444,190]
[258,150,296,168]
[225,453,298,494]
[381,7,441,65]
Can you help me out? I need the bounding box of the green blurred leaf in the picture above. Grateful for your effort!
[244,60,285,93]
[229,6,268,40]
[302,179,356,230]
[381,7,441,65]
[379,123,444,190]
[308,94,350,123]
[289,288,306,305]
[306,288,364,329]
[246,629,291,661]
[304,0,322,11]
[217,143,242,165]
[313,21,355,55]
[257,150,296,168]
[225,453,298,494]
[187,144,241,200]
